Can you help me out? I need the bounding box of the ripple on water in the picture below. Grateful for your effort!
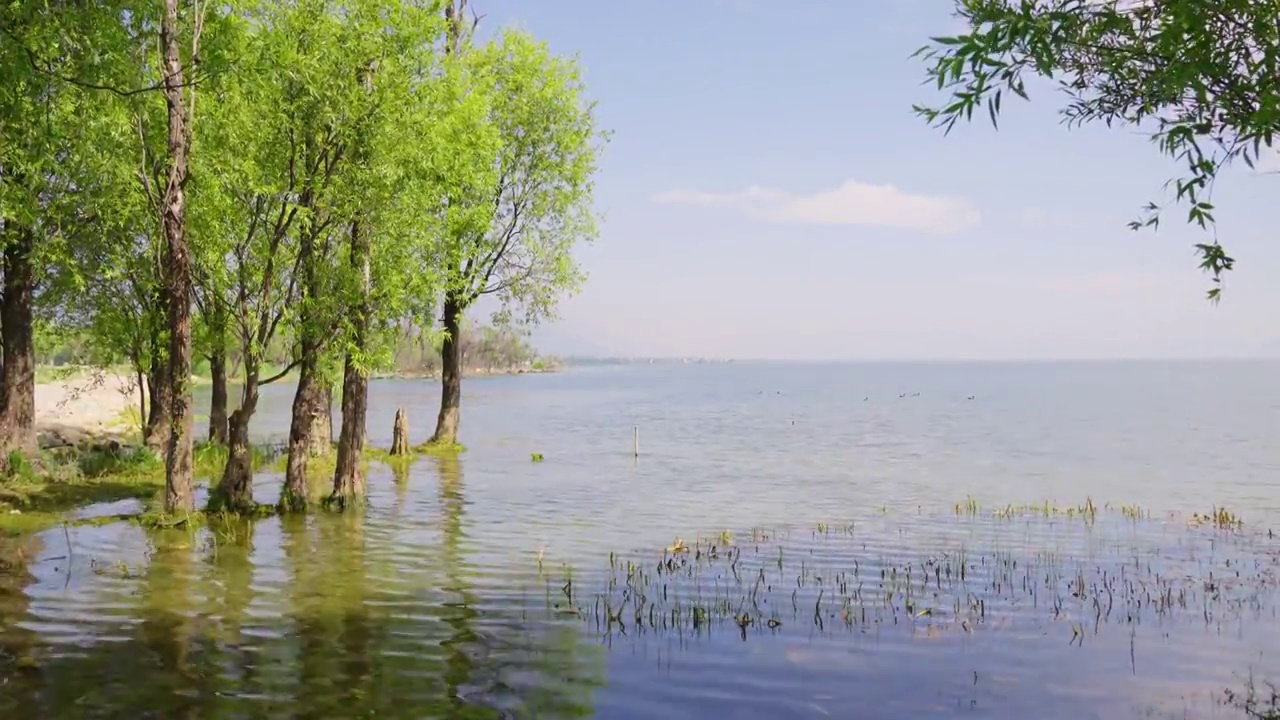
[1,465,1279,717]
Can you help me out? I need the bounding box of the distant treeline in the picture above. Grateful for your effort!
[387,320,558,376]
[34,321,558,379]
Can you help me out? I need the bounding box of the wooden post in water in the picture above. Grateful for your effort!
[633,425,639,457]
[391,407,410,456]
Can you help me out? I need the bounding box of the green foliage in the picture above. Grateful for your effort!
[193,441,274,478]
[912,0,1279,300]
[4,0,600,512]
[438,29,606,327]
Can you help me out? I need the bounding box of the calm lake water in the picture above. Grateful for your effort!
[3,360,1280,718]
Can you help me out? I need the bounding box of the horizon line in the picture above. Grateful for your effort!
[557,355,1280,364]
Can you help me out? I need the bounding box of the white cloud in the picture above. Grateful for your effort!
[651,179,981,235]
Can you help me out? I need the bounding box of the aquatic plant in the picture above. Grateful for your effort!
[536,505,1280,663]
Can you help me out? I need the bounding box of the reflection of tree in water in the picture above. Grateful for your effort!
[436,452,477,710]
[391,459,410,513]
[0,459,602,718]
[432,455,603,718]
[0,534,41,717]
[0,527,226,718]
[197,515,260,701]
[280,509,379,718]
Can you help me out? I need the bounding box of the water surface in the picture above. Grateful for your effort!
[3,361,1279,718]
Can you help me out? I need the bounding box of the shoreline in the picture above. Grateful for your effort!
[369,365,561,381]
[31,363,561,449]
[35,370,140,449]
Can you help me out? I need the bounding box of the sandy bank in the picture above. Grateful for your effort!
[35,371,141,448]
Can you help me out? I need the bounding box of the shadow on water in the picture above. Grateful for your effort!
[0,457,604,719]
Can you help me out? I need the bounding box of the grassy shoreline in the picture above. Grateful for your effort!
[0,439,468,536]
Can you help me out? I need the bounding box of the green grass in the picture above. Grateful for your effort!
[193,441,277,479]
[0,440,287,536]
[0,447,167,536]
[412,439,467,456]
[0,438,426,536]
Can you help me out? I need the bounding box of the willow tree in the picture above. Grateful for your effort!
[0,3,121,460]
[45,19,183,454]
[275,0,457,511]
[914,0,1280,300]
[274,0,381,511]
[327,0,478,506]
[427,29,603,447]
[199,0,329,512]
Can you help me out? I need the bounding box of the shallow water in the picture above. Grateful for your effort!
[2,361,1280,718]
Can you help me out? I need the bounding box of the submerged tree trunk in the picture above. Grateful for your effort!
[429,294,464,446]
[160,0,195,512]
[331,218,370,507]
[390,407,410,456]
[0,223,37,459]
[212,374,259,513]
[282,194,331,508]
[331,353,368,506]
[208,347,228,444]
[282,346,322,511]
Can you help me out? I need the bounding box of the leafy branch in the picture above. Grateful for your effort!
[912,0,1279,301]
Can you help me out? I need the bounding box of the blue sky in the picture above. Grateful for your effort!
[478,0,1280,360]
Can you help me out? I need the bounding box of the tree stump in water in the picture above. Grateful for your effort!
[390,407,410,455]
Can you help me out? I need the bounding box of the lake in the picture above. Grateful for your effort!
[2,360,1279,718]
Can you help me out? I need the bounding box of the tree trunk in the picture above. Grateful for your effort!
[308,382,332,456]
[214,406,255,512]
[208,348,228,444]
[282,347,321,511]
[331,218,370,508]
[0,224,37,459]
[212,376,258,513]
[390,407,410,456]
[144,344,170,453]
[160,0,195,513]
[430,294,464,446]
[331,353,368,507]
[136,367,147,437]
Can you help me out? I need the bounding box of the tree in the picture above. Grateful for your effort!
[274,0,375,511]
[427,26,604,446]
[912,0,1280,301]
[273,0,451,511]
[194,279,231,444]
[156,0,208,512]
[196,1,322,512]
[1,1,164,462]
[329,0,465,506]
[0,4,99,461]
